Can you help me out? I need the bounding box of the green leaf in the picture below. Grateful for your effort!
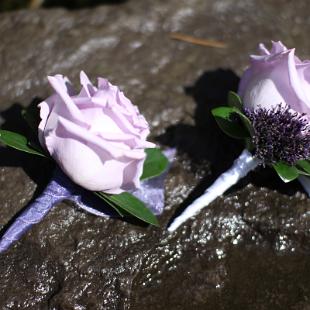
[234,109,254,136]
[245,137,255,152]
[273,162,299,183]
[95,192,126,217]
[212,106,250,139]
[100,192,159,226]
[28,141,46,155]
[0,129,46,157]
[141,148,169,180]
[22,104,41,134]
[227,91,243,110]
[296,160,310,174]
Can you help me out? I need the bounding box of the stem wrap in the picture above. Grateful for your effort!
[168,149,260,232]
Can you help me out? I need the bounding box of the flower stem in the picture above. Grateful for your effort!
[0,172,71,253]
[168,149,261,232]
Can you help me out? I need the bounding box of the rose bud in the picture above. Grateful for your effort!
[238,41,310,165]
[238,41,310,115]
[38,71,155,194]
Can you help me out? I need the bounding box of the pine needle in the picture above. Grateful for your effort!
[170,33,227,48]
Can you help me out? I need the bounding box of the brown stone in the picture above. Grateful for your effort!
[0,1,309,309]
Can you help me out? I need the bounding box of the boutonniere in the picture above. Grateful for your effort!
[0,72,170,252]
[169,41,310,231]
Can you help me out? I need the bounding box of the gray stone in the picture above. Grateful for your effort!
[0,0,309,309]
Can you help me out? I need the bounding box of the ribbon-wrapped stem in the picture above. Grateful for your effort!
[0,149,174,253]
[168,149,310,232]
[168,149,261,232]
[0,173,71,253]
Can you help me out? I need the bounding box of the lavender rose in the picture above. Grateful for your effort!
[238,40,310,116]
[38,71,154,194]
[238,41,310,164]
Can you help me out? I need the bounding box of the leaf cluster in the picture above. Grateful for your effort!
[212,91,310,183]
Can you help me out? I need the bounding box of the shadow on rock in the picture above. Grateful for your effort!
[0,99,54,195]
[159,69,241,169]
[158,69,304,223]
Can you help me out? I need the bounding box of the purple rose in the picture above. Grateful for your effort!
[238,41,310,116]
[38,71,154,194]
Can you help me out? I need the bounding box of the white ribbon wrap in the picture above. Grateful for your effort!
[168,149,310,232]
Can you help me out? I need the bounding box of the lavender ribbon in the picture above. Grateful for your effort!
[0,149,175,253]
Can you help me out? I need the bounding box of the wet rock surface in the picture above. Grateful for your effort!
[0,0,310,309]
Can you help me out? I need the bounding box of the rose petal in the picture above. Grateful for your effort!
[46,132,126,192]
[270,41,287,54]
[258,43,270,55]
[287,49,310,113]
[80,71,97,97]
[38,95,55,148]
[48,75,86,126]
[56,116,146,160]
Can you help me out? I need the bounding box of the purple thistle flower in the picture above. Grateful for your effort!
[244,105,310,165]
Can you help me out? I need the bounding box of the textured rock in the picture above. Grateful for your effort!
[0,0,309,309]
